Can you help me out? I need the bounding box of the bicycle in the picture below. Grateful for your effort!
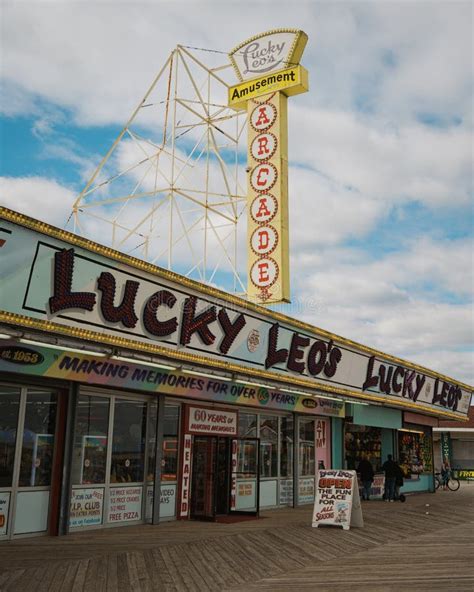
[435,472,460,491]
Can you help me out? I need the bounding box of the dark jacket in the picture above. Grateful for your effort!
[382,459,399,479]
[357,459,374,482]
[395,463,405,487]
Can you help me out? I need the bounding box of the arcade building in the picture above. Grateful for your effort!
[0,208,471,540]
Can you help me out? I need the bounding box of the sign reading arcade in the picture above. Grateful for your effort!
[229,29,309,304]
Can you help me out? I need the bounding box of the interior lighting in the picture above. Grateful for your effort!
[344,400,370,406]
[0,333,12,340]
[183,369,232,382]
[20,338,107,357]
[399,428,424,434]
[111,355,177,370]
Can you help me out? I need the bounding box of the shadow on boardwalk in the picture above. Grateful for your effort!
[0,486,473,591]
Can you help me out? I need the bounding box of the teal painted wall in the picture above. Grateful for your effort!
[331,418,343,469]
[401,474,434,493]
[381,428,394,463]
[351,405,402,429]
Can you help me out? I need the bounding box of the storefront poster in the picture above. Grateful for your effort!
[235,480,257,510]
[312,469,363,530]
[1,210,470,419]
[279,479,294,505]
[298,477,314,503]
[146,484,177,520]
[0,492,10,535]
[188,407,237,436]
[457,469,474,480]
[107,486,142,523]
[69,488,104,528]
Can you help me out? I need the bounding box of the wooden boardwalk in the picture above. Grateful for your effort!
[0,486,473,591]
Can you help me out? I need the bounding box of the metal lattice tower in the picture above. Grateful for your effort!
[70,46,247,292]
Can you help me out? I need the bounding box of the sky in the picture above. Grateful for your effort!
[0,1,473,386]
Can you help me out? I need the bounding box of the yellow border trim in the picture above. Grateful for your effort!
[229,29,308,82]
[1,206,472,408]
[0,310,469,422]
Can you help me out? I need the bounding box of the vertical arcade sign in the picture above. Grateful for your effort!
[229,29,309,304]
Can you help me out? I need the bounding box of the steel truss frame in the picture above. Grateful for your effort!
[71,46,247,293]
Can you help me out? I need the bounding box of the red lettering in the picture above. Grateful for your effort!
[257,136,270,155]
[256,167,269,187]
[256,197,271,218]
[255,106,270,127]
[258,262,269,283]
[257,230,269,250]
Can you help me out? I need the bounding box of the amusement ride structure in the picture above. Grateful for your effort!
[69,46,247,293]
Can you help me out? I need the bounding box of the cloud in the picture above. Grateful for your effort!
[0,176,75,226]
[1,1,472,388]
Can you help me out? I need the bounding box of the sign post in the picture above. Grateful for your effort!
[228,29,309,304]
[312,469,364,530]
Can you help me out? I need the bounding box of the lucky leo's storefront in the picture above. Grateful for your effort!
[0,207,471,539]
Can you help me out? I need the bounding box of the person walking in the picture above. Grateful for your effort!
[382,454,398,502]
[357,455,374,501]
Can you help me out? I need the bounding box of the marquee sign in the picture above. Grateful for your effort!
[228,30,309,304]
[0,208,472,420]
[229,29,308,82]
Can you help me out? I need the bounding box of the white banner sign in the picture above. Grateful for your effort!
[188,407,238,436]
[107,486,142,523]
[180,434,192,517]
[69,488,104,528]
[0,210,471,419]
[312,469,363,530]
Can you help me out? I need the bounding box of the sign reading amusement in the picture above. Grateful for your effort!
[0,208,472,419]
[228,30,309,305]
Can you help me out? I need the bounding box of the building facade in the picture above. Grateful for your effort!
[0,207,472,539]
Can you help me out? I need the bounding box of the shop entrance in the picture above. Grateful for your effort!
[190,437,260,520]
[0,385,59,540]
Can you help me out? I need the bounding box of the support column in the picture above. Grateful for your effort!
[293,413,299,507]
[58,382,79,536]
[152,395,165,525]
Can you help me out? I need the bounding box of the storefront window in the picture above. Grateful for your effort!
[239,412,257,437]
[280,416,293,477]
[237,440,258,476]
[162,405,180,482]
[260,415,278,477]
[110,400,147,483]
[72,396,110,485]
[299,419,315,476]
[0,386,21,487]
[399,429,433,479]
[18,390,57,487]
[345,425,382,471]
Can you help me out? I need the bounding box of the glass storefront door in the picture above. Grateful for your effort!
[190,436,259,520]
[0,385,58,539]
[231,437,260,515]
[70,391,153,530]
